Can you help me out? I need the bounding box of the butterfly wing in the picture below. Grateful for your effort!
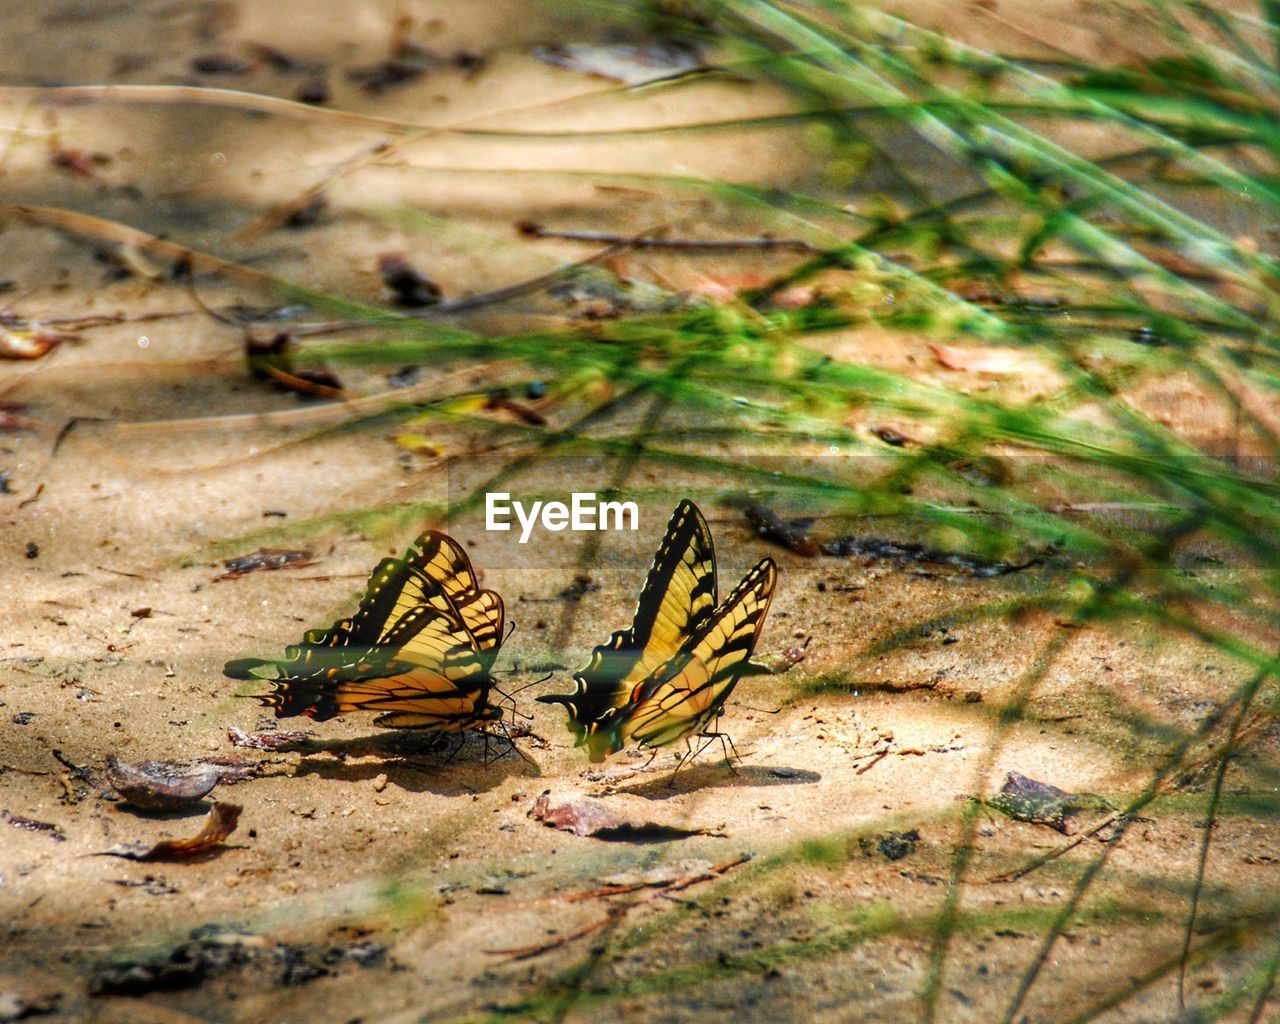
[234,529,504,731]
[537,500,718,755]
[622,558,777,752]
[222,616,364,682]
[405,532,506,668]
[256,603,501,730]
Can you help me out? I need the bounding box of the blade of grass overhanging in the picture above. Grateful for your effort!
[1000,646,1280,1023]
[1178,697,1269,1009]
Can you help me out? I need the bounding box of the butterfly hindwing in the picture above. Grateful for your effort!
[416,533,506,667]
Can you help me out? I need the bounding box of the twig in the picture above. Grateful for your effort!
[517,222,820,253]
[987,811,1122,884]
[485,908,623,960]
[489,854,751,959]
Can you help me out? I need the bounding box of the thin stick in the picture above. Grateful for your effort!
[485,908,622,960]
[517,223,820,253]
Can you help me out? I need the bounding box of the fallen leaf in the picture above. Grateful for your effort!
[104,756,220,812]
[213,548,315,581]
[529,791,723,841]
[533,38,702,85]
[227,725,315,750]
[97,802,242,860]
[740,503,820,556]
[929,343,1028,377]
[1,810,65,842]
[0,326,63,360]
[988,772,1112,835]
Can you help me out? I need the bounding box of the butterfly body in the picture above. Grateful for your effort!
[224,531,505,732]
[539,501,776,762]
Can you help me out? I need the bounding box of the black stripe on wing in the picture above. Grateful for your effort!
[538,500,717,739]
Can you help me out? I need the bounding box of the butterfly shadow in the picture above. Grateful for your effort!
[620,762,821,800]
[289,730,541,795]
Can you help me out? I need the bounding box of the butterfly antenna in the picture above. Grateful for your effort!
[504,671,554,699]
[734,701,782,715]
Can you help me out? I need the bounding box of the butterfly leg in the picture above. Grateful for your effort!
[664,736,706,787]
[695,729,742,774]
[440,732,470,766]
[500,722,538,768]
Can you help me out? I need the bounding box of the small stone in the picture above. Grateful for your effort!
[372,773,388,793]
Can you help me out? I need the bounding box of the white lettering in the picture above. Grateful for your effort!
[486,492,641,540]
[571,492,595,530]
[486,492,511,531]
[542,501,569,531]
[599,500,638,531]
[514,499,543,544]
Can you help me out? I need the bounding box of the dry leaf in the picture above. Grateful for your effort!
[988,772,1112,835]
[213,548,315,581]
[529,791,723,841]
[227,725,314,750]
[1,810,65,842]
[104,756,220,812]
[0,326,63,360]
[97,802,242,860]
[929,343,1027,376]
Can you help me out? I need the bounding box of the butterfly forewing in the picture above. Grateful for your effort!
[394,532,505,662]
[624,558,777,751]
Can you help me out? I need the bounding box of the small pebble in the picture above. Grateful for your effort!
[373,773,388,793]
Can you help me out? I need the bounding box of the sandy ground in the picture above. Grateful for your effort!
[1,3,1278,1023]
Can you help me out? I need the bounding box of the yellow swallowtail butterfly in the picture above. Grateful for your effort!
[539,500,776,762]
[224,531,505,732]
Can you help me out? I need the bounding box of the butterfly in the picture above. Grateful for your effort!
[224,531,506,732]
[538,500,777,762]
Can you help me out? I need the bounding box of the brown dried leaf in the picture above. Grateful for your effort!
[104,756,220,811]
[97,802,242,861]
[213,548,315,581]
[741,503,820,556]
[988,772,1113,835]
[227,725,315,750]
[1,810,66,842]
[528,791,722,841]
[0,326,63,360]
